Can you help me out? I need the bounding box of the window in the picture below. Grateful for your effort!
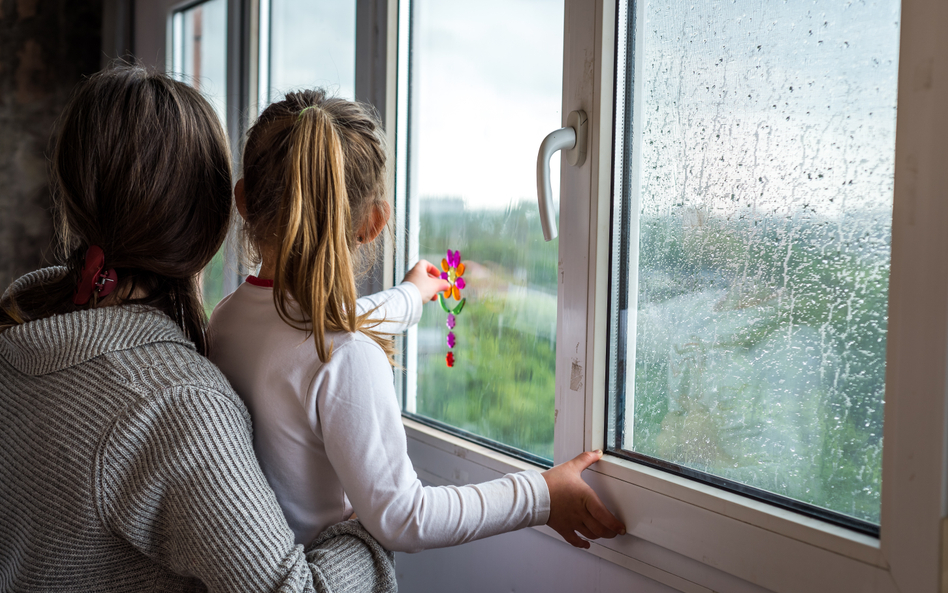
[395,0,947,590]
[607,0,898,533]
[394,0,564,463]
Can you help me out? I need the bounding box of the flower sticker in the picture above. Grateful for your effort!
[440,249,466,301]
[439,250,466,367]
[438,250,466,316]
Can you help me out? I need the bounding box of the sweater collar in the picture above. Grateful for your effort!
[1,270,195,376]
[244,275,274,288]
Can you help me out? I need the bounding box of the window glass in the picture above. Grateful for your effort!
[608,0,899,529]
[171,0,229,314]
[398,0,564,462]
[263,0,356,105]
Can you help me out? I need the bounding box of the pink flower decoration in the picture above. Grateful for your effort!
[447,332,456,348]
[446,313,456,329]
[440,250,466,301]
[447,250,461,267]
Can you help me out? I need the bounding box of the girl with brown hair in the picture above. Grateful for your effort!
[0,66,395,592]
[208,89,626,553]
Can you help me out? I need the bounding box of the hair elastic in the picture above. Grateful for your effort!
[297,105,318,120]
[72,245,118,305]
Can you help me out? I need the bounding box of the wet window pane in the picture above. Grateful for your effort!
[171,0,229,313]
[610,0,899,527]
[401,0,564,462]
[264,0,356,104]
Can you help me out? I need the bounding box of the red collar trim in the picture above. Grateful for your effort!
[245,275,274,288]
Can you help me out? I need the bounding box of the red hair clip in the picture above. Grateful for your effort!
[72,245,118,305]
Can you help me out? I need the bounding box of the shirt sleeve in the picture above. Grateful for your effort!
[312,338,551,554]
[355,282,423,334]
[95,386,396,593]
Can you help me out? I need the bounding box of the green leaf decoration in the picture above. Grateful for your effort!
[438,294,452,313]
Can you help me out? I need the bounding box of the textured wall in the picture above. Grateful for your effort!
[0,0,102,290]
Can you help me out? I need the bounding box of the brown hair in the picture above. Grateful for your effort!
[242,89,391,363]
[0,65,233,355]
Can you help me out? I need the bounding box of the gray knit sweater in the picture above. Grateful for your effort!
[0,268,397,593]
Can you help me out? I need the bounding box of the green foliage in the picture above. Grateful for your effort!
[202,247,226,318]
[416,295,556,460]
[414,200,557,460]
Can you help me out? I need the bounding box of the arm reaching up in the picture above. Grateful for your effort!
[355,260,449,335]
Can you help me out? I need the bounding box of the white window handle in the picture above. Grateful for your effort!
[536,110,587,241]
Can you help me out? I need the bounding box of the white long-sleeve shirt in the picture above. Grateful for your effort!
[207,277,550,552]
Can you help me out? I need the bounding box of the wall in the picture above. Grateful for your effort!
[396,526,678,593]
[0,0,102,290]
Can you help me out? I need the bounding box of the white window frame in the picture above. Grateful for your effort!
[394,1,948,592]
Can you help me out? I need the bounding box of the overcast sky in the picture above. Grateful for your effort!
[634,0,901,220]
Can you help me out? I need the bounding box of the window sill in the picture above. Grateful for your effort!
[403,416,897,593]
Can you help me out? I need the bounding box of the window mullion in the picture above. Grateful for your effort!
[223,0,252,296]
[392,0,415,412]
[360,0,398,292]
[877,0,948,588]
[354,0,397,296]
[555,0,601,465]
[585,0,617,456]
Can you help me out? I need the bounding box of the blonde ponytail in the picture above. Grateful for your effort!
[242,90,394,363]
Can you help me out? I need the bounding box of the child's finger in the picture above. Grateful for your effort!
[586,495,626,536]
[425,262,441,278]
[575,523,600,541]
[567,449,604,473]
[558,528,590,549]
[583,515,619,539]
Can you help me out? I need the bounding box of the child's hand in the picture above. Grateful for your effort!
[403,259,451,302]
[542,450,626,549]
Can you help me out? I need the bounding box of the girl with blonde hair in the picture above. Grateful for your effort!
[208,89,625,553]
